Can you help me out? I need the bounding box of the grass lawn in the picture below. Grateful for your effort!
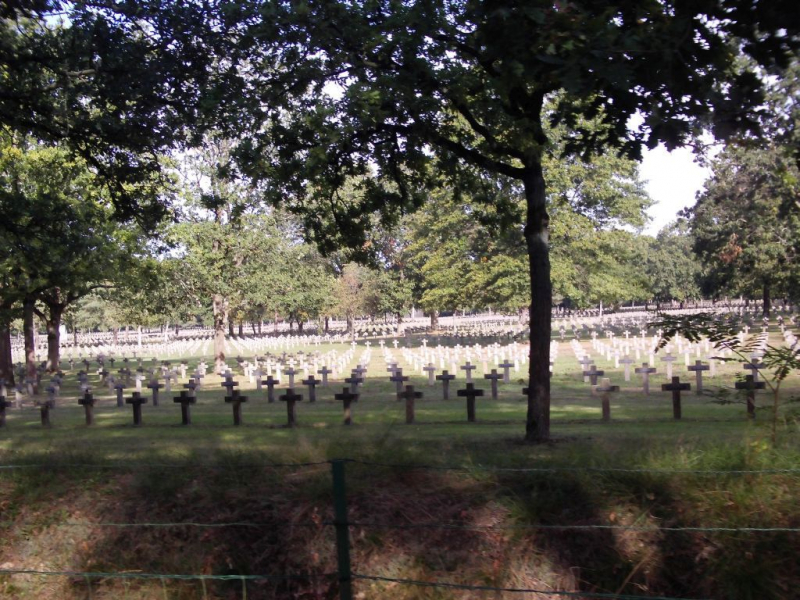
[1,334,798,599]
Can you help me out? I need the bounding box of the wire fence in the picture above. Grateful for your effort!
[1,457,797,600]
[1,519,798,534]
[4,458,799,475]
[0,568,333,600]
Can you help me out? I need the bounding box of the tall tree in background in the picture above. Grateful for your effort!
[403,185,530,323]
[690,145,800,314]
[644,220,703,307]
[171,136,266,368]
[334,263,368,335]
[0,133,151,374]
[405,126,652,318]
[545,124,652,309]
[272,243,336,333]
[404,189,483,329]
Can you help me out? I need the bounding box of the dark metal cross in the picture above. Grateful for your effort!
[147,379,164,407]
[399,385,423,424]
[335,388,359,425]
[389,371,408,398]
[344,375,363,394]
[262,375,280,403]
[302,376,320,403]
[483,369,502,399]
[126,392,148,426]
[661,376,691,420]
[280,389,303,427]
[78,391,95,425]
[435,370,456,400]
[173,390,196,425]
[735,374,766,419]
[594,378,620,422]
[582,364,605,385]
[225,390,248,426]
[457,383,484,422]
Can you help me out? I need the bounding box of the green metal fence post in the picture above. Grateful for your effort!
[331,459,353,600]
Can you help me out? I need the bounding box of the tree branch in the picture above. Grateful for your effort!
[380,123,525,179]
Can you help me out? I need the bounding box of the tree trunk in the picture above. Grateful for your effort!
[346,315,354,335]
[325,316,329,333]
[238,321,243,337]
[228,320,235,337]
[763,282,771,318]
[23,298,38,392]
[0,323,15,387]
[213,293,228,370]
[298,321,304,333]
[430,311,439,331]
[45,304,64,372]
[523,164,551,442]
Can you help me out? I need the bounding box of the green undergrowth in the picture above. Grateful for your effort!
[0,423,799,600]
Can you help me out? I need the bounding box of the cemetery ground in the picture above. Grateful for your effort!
[0,335,799,600]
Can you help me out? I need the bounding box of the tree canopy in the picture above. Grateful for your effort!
[690,144,800,314]
[0,131,152,375]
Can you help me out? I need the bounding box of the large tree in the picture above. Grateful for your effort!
[272,242,336,333]
[690,144,800,313]
[404,131,653,317]
[0,133,150,374]
[404,189,485,328]
[170,136,271,367]
[643,220,703,307]
[226,0,797,441]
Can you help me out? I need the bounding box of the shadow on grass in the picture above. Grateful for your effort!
[1,433,799,599]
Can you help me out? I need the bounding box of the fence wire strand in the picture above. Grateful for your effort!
[0,568,327,581]
[0,520,322,530]
[2,458,798,475]
[1,518,793,534]
[347,459,800,475]
[344,520,800,534]
[0,460,331,471]
[352,573,711,599]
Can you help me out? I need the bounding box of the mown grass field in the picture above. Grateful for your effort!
[1,333,798,599]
